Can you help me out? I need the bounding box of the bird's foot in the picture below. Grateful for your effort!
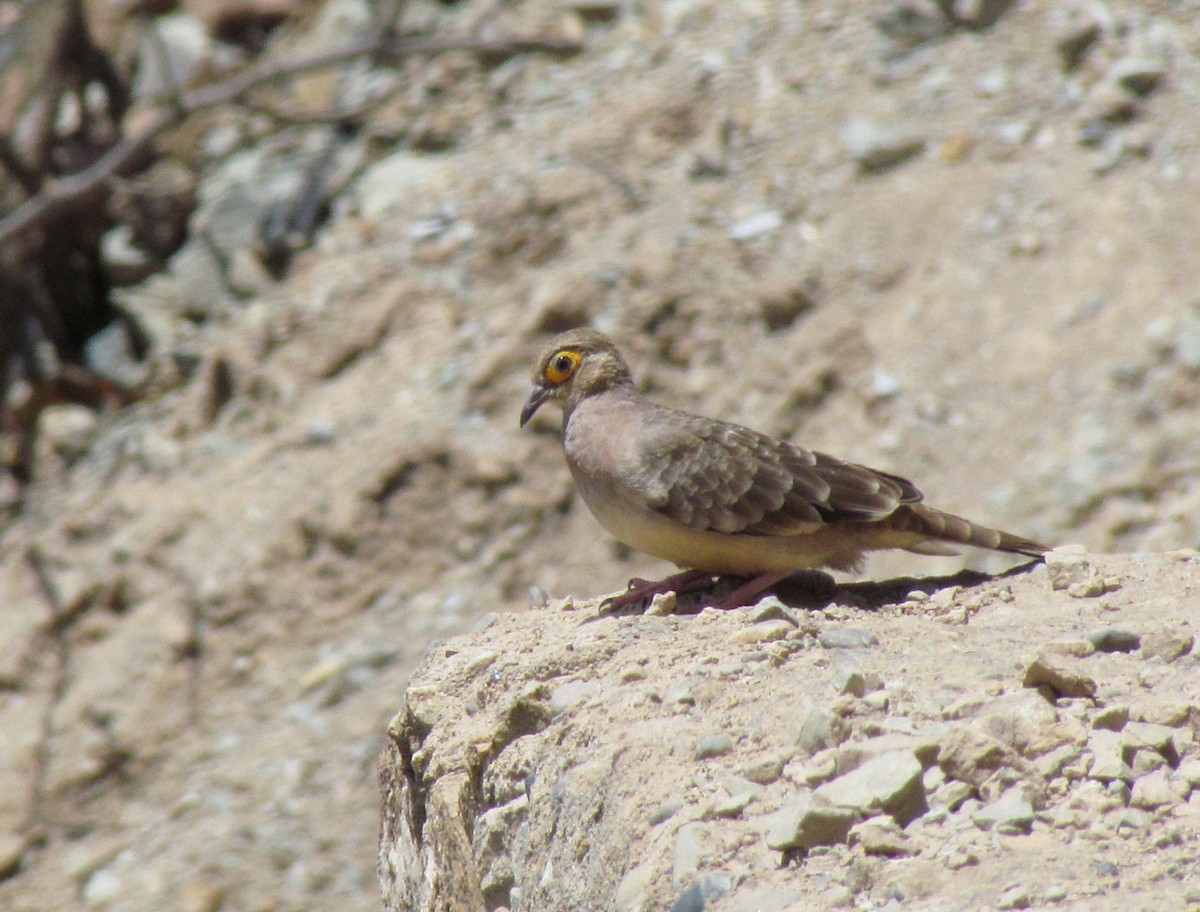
[600,569,714,613]
[701,571,797,611]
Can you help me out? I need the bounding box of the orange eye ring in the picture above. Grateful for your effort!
[545,350,581,384]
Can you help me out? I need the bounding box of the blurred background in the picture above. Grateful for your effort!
[1,0,1197,909]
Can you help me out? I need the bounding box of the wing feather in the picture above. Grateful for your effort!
[633,406,922,536]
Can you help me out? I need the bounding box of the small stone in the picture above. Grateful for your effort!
[697,734,735,759]
[848,815,917,856]
[930,779,974,811]
[832,668,866,697]
[765,794,857,851]
[1044,550,1093,590]
[1023,652,1097,699]
[650,799,682,825]
[673,823,704,889]
[728,210,783,241]
[1045,884,1068,902]
[733,619,793,645]
[1110,57,1167,97]
[1091,704,1129,731]
[819,628,879,650]
[972,787,1035,834]
[1087,729,1133,782]
[614,864,653,912]
[670,882,704,912]
[939,726,1023,789]
[647,591,678,615]
[1087,627,1141,653]
[741,756,784,786]
[1141,628,1194,663]
[84,868,123,907]
[797,706,848,755]
[1123,722,1179,763]
[709,791,753,818]
[1130,768,1185,809]
[1054,7,1100,70]
[750,597,793,624]
[0,834,24,880]
[997,885,1032,910]
[814,751,927,826]
[843,118,926,172]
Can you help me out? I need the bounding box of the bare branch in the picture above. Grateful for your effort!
[0,32,581,246]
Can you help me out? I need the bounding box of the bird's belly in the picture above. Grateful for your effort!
[579,487,852,575]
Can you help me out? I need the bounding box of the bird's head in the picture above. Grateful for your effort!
[520,328,633,427]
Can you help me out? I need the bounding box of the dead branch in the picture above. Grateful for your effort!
[0,32,581,247]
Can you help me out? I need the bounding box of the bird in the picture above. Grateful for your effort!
[520,328,1048,610]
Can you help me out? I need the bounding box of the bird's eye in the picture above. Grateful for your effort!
[545,350,581,384]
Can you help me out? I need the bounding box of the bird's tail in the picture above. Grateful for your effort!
[892,504,1048,558]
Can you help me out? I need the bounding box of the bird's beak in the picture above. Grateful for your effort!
[520,383,551,428]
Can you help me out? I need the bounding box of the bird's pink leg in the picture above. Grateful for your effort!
[601,569,714,611]
[704,571,796,611]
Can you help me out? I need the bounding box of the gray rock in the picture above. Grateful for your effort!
[848,815,917,856]
[814,751,927,826]
[819,627,879,650]
[1087,627,1141,653]
[673,823,704,888]
[696,734,734,759]
[797,706,848,755]
[671,882,705,912]
[740,756,784,786]
[843,118,926,173]
[972,787,1034,834]
[650,799,682,825]
[1086,730,1133,782]
[1110,57,1167,97]
[832,667,866,697]
[997,885,1032,910]
[1054,7,1101,70]
[1091,704,1130,731]
[1130,769,1186,809]
[1122,722,1179,764]
[614,864,653,912]
[765,794,857,851]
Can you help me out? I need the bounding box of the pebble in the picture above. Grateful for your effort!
[843,118,926,173]
[728,211,783,241]
[1091,704,1129,731]
[650,799,682,825]
[1023,652,1097,699]
[741,756,784,786]
[848,815,917,856]
[1087,627,1140,653]
[1110,57,1167,97]
[671,882,705,912]
[673,823,704,888]
[819,628,879,650]
[832,667,866,697]
[1087,730,1134,782]
[797,706,848,755]
[972,788,1035,834]
[813,751,927,826]
[1141,628,1194,663]
[765,795,856,851]
[1130,769,1185,809]
[997,885,1032,910]
[614,864,653,912]
[733,620,793,645]
[696,734,734,759]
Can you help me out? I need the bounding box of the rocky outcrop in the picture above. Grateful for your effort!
[379,550,1200,911]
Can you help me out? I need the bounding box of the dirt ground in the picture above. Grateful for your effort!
[2,1,1199,910]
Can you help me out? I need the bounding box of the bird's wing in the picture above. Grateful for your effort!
[632,408,923,536]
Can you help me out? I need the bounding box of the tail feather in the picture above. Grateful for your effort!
[893,504,1048,558]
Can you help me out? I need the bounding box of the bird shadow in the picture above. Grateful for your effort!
[592,558,1042,618]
